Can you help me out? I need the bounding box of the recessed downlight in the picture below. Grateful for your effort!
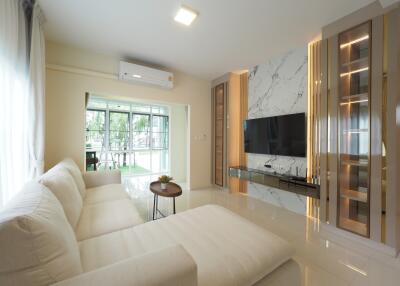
[174,5,198,26]
[132,74,142,78]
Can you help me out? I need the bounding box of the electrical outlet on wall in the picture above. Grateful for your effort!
[194,134,207,141]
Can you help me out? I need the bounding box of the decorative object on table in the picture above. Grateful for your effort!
[158,175,173,190]
[150,181,182,220]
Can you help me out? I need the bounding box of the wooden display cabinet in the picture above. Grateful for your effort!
[337,21,371,237]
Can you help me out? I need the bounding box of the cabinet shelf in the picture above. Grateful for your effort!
[340,189,368,203]
[339,217,368,236]
[341,57,368,67]
[340,34,369,49]
[343,128,368,133]
[341,93,368,100]
[341,159,368,167]
[340,93,368,105]
[340,66,369,77]
[341,56,368,70]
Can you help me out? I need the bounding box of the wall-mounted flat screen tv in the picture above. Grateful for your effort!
[244,112,306,157]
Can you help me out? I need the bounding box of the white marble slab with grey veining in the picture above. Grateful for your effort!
[246,46,308,215]
[248,47,308,119]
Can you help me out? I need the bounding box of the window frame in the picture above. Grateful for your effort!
[85,99,170,176]
[86,109,106,151]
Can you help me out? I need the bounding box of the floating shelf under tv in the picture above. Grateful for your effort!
[228,166,320,199]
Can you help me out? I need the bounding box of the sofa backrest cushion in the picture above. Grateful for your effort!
[39,167,83,229]
[0,182,83,286]
[59,158,86,198]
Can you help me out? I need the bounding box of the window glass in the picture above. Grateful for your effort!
[132,103,151,113]
[152,106,169,115]
[152,150,169,173]
[131,151,151,173]
[108,102,130,111]
[132,114,150,149]
[109,112,130,151]
[152,115,169,149]
[86,110,106,151]
[87,99,107,109]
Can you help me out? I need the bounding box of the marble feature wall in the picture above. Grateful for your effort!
[247,46,308,215]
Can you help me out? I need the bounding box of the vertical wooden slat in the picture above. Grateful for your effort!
[239,73,248,193]
[307,41,324,219]
[307,44,314,179]
[312,42,320,177]
[370,15,384,242]
[315,41,321,179]
[320,39,329,222]
[307,43,314,217]
[211,87,215,185]
[328,35,339,227]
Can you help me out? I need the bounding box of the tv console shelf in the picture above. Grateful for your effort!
[229,166,320,199]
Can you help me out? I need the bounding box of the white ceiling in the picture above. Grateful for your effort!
[39,0,376,80]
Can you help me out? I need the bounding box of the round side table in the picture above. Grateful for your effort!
[149,181,182,220]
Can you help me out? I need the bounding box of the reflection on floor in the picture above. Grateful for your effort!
[123,175,187,220]
[123,177,400,286]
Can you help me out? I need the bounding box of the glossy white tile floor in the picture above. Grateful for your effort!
[124,177,400,286]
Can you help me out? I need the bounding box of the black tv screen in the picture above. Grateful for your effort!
[244,113,306,157]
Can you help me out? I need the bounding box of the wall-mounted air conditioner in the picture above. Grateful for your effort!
[119,61,174,89]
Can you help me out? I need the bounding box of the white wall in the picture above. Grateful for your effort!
[169,103,187,182]
[45,41,211,189]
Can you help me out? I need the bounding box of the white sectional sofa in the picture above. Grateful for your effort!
[0,159,300,286]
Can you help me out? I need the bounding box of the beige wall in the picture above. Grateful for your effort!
[169,103,187,183]
[45,41,211,189]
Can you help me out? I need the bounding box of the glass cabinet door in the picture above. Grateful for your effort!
[338,22,371,237]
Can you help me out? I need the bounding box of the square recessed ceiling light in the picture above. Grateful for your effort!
[174,6,198,26]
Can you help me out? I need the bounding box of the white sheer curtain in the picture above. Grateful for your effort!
[0,0,30,207]
[0,0,46,207]
[28,3,46,179]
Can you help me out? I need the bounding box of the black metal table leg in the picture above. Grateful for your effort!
[173,197,176,214]
[152,194,156,220]
[155,194,159,218]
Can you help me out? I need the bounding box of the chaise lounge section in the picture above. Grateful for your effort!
[0,159,300,286]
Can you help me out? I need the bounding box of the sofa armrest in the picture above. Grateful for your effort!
[51,245,197,286]
[83,169,121,189]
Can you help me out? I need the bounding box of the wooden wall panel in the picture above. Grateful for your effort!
[214,83,225,187]
[320,39,329,222]
[316,39,329,223]
[227,73,248,193]
[227,74,241,191]
[307,41,323,218]
[239,73,248,193]
[307,41,322,180]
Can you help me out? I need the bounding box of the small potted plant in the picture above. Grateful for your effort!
[158,175,173,190]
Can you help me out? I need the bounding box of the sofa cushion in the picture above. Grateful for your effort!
[59,158,86,198]
[76,199,144,241]
[84,184,129,205]
[78,205,294,286]
[0,182,82,286]
[39,167,83,229]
